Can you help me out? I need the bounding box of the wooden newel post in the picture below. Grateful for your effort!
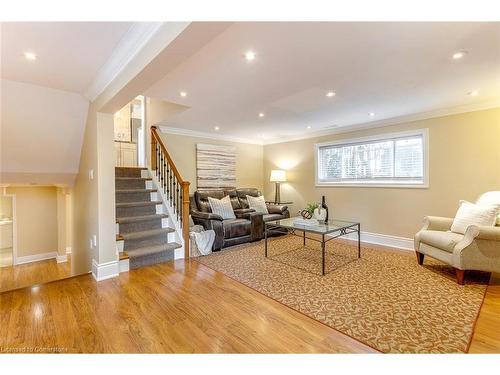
[182,181,191,259]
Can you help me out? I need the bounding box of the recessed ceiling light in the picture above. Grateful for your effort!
[369,112,376,117]
[24,51,37,61]
[306,125,312,129]
[452,51,467,60]
[180,91,187,97]
[214,126,220,131]
[258,112,265,118]
[468,90,479,96]
[326,91,336,98]
[245,51,256,61]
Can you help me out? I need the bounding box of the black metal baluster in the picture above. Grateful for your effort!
[161,152,165,194]
[172,178,177,215]
[179,190,183,226]
[166,163,170,199]
[163,158,166,195]
[170,169,173,203]
[156,145,160,178]
[176,180,180,220]
[159,152,163,189]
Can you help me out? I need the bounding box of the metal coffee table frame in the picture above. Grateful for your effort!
[264,219,361,276]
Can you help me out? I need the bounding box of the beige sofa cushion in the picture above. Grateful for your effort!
[419,230,464,253]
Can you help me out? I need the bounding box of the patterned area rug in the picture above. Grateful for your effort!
[195,235,489,353]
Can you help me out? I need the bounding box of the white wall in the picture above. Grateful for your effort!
[0,79,89,185]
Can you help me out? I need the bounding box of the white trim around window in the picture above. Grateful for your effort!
[315,128,429,188]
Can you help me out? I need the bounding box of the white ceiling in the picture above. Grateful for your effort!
[145,22,500,144]
[0,21,156,185]
[1,22,133,94]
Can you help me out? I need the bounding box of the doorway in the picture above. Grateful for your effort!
[114,96,145,167]
[0,192,14,267]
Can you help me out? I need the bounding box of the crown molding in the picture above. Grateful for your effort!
[158,100,499,146]
[157,126,264,145]
[84,22,164,102]
[261,99,500,145]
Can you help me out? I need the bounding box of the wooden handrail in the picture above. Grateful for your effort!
[151,127,184,183]
[151,126,190,259]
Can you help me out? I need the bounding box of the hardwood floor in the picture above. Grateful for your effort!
[468,274,500,353]
[0,260,376,353]
[0,257,73,293]
[0,259,498,353]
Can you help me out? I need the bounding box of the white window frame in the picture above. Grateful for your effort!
[314,128,429,188]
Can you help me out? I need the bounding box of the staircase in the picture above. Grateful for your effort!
[115,167,181,270]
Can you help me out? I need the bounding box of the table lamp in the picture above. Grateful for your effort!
[270,170,286,204]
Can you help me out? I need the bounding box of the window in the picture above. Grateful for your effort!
[315,129,428,187]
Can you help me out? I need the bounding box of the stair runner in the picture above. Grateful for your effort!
[115,167,181,270]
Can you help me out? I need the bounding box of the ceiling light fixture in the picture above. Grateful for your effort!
[258,112,265,118]
[452,51,467,60]
[468,90,479,96]
[245,51,256,61]
[369,112,376,117]
[326,91,336,97]
[24,51,37,61]
[214,126,220,131]
[180,91,187,97]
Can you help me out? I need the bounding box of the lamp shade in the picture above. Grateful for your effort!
[270,170,287,182]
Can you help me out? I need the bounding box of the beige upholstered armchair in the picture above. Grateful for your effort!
[414,192,500,284]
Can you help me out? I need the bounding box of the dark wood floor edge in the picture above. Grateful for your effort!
[188,258,383,354]
[0,272,92,296]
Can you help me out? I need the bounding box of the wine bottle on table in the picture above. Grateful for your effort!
[321,195,329,223]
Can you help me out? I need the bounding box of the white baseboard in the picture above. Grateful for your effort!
[330,230,414,251]
[92,259,119,281]
[16,251,57,265]
[56,254,68,263]
[66,246,72,254]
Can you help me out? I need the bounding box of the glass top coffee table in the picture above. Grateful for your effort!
[264,217,361,276]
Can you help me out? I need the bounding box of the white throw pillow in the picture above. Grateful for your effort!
[476,191,500,225]
[451,200,500,234]
[246,195,269,214]
[208,195,235,220]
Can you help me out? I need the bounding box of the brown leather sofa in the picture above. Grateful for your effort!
[190,188,290,250]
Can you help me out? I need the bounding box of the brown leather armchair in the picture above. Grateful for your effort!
[189,188,290,251]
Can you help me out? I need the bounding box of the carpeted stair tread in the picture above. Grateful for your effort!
[116,213,168,224]
[115,167,148,178]
[116,200,162,208]
[116,189,157,193]
[119,227,174,240]
[114,167,179,270]
[126,243,181,258]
